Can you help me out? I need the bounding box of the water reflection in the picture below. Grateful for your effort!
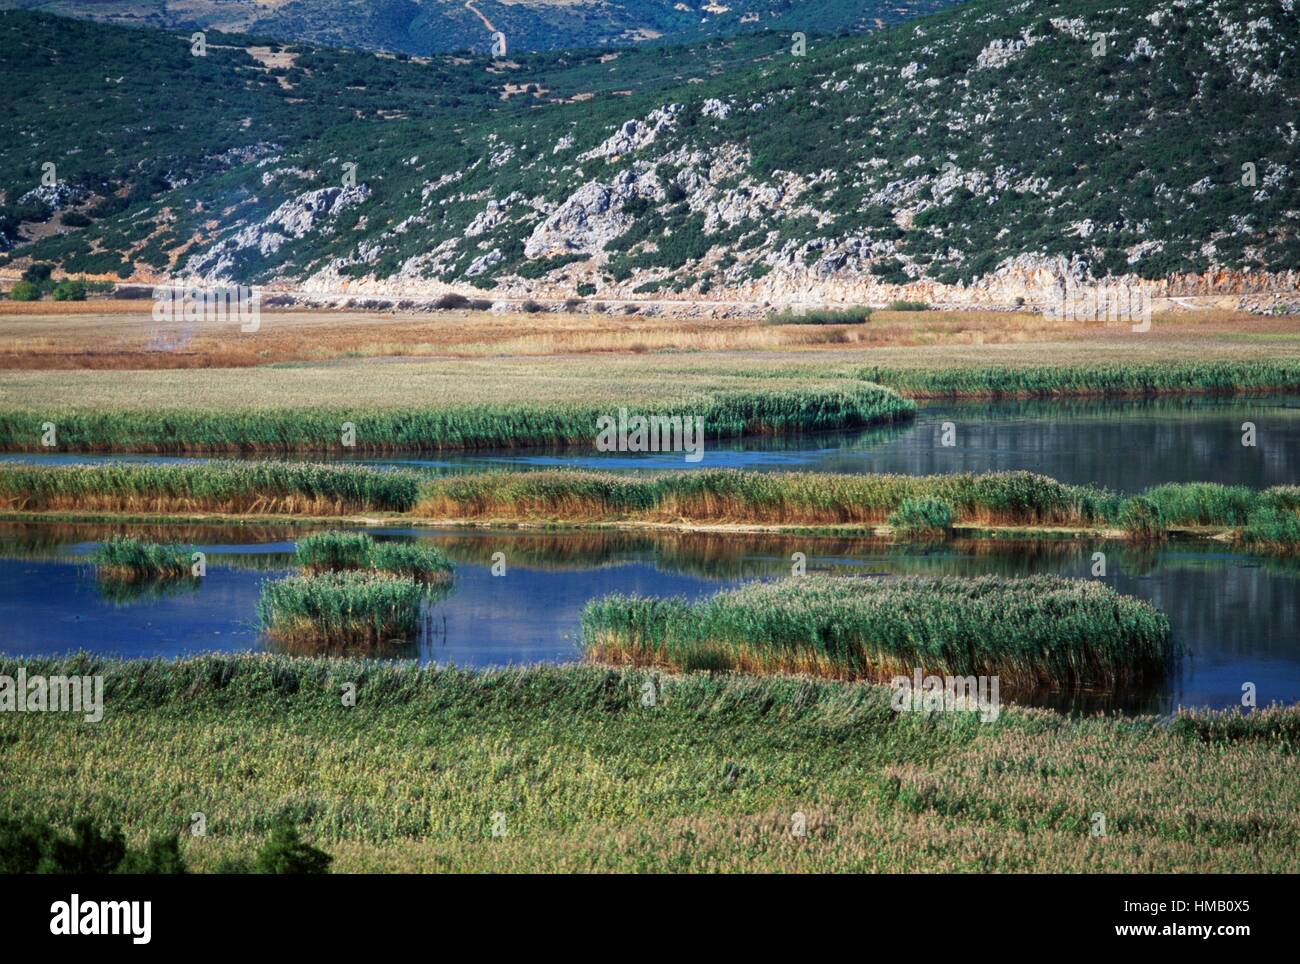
[1,521,1297,715]
[5,395,1299,492]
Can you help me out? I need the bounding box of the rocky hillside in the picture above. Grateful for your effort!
[0,1,955,54]
[4,0,1299,309]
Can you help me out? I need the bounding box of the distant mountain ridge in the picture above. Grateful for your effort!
[2,1,1298,311]
[0,1,956,54]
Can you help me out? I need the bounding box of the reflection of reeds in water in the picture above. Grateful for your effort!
[96,575,201,606]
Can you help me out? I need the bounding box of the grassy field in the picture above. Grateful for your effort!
[582,575,1173,686]
[2,312,1299,415]
[1,655,1296,873]
[3,307,1291,369]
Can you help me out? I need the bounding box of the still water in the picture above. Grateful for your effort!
[2,521,1297,715]
[5,395,1298,492]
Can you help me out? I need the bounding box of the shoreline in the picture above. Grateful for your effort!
[0,508,1244,544]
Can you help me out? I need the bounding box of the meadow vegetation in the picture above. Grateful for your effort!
[2,655,1294,873]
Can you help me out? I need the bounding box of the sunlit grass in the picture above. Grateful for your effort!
[4,655,1291,872]
[582,575,1172,687]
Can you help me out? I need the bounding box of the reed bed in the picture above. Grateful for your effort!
[257,572,424,650]
[418,469,1119,527]
[0,461,419,514]
[93,535,193,581]
[5,464,1299,546]
[294,531,453,582]
[582,575,1173,688]
[1240,507,1300,550]
[0,386,912,454]
[857,361,1300,398]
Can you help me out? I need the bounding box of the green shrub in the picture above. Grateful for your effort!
[50,279,87,301]
[251,820,332,874]
[7,280,40,301]
[887,300,930,311]
[887,497,954,537]
[765,306,872,325]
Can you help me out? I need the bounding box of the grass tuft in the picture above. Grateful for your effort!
[583,575,1173,688]
[257,571,425,652]
[94,535,193,581]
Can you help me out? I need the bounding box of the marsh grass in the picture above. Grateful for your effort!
[295,530,453,582]
[294,531,374,572]
[857,361,1300,398]
[418,469,1120,527]
[1118,497,1168,542]
[0,461,420,514]
[0,385,912,453]
[1240,506,1300,550]
[582,575,1173,688]
[93,535,192,581]
[257,571,424,651]
[5,465,1298,546]
[1,655,1296,873]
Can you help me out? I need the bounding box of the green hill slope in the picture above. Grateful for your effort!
[3,1,1298,304]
